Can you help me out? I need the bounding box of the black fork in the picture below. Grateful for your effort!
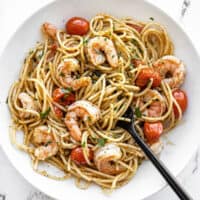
[117,107,192,200]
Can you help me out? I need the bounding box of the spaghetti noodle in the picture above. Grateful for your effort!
[8,14,187,190]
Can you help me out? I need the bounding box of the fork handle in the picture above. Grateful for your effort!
[128,127,193,200]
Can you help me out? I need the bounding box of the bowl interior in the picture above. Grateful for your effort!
[0,0,200,199]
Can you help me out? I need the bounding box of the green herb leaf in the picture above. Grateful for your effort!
[59,72,65,77]
[149,17,154,21]
[38,51,44,59]
[132,39,137,46]
[135,107,142,118]
[97,138,107,147]
[40,107,51,119]
[118,52,122,57]
[61,88,72,94]
[83,38,88,45]
[81,141,86,147]
[45,141,52,147]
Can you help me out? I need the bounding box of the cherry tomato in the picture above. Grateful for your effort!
[135,68,161,88]
[53,105,63,118]
[52,88,76,106]
[127,23,144,33]
[52,88,64,102]
[172,89,188,118]
[66,17,89,35]
[61,93,76,106]
[71,147,93,165]
[144,122,163,144]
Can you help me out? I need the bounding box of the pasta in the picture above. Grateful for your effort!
[7,14,187,190]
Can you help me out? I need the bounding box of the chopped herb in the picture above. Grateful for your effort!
[29,50,34,55]
[81,141,86,147]
[132,39,137,46]
[97,138,107,147]
[83,38,88,45]
[149,17,154,21]
[132,54,140,59]
[40,107,51,119]
[104,37,108,41]
[87,116,92,122]
[45,141,52,146]
[60,72,65,77]
[135,107,142,118]
[112,55,115,58]
[61,88,72,94]
[34,97,38,101]
[38,51,44,59]
[6,96,8,104]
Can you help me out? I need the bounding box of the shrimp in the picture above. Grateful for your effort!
[42,22,57,39]
[64,100,100,141]
[33,125,58,160]
[57,58,91,90]
[138,89,166,117]
[86,36,118,68]
[153,55,186,88]
[18,92,39,118]
[94,143,125,175]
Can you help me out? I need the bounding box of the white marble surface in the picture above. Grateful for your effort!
[0,0,200,199]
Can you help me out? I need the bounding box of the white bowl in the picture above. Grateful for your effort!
[0,0,200,199]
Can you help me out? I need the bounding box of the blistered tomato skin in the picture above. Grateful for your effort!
[172,89,188,118]
[144,122,163,144]
[66,17,89,35]
[135,68,161,88]
[71,147,93,165]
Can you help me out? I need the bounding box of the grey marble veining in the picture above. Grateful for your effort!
[181,0,191,17]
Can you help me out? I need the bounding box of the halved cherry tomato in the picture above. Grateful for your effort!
[135,68,161,88]
[52,88,65,102]
[52,88,75,106]
[144,122,163,144]
[71,147,93,165]
[172,89,188,118]
[66,17,89,35]
[61,93,76,106]
[127,23,144,33]
[53,105,63,118]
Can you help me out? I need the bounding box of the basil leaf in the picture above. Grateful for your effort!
[97,138,107,147]
[149,17,154,21]
[135,107,142,118]
[40,107,51,119]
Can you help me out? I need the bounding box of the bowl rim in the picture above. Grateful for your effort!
[0,0,199,199]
